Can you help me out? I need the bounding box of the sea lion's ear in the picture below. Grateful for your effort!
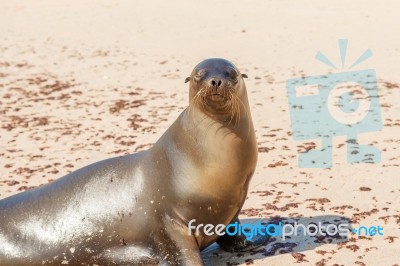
[242,74,248,78]
[185,77,191,83]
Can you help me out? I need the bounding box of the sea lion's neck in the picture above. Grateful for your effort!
[184,104,253,141]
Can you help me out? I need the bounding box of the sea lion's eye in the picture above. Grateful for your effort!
[194,69,206,82]
[226,67,239,83]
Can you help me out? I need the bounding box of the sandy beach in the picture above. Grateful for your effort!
[1,0,400,265]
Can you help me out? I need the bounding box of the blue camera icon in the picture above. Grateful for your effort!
[286,69,382,168]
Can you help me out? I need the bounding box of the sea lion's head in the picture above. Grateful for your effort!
[185,58,248,117]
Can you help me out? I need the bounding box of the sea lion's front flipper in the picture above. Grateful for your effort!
[155,218,204,266]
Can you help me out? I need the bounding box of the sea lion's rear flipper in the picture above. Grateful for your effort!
[95,245,159,265]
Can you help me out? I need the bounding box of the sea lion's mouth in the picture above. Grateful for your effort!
[209,93,226,102]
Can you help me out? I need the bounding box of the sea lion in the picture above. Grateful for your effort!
[0,58,262,265]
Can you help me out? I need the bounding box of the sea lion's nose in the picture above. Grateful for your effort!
[209,78,223,89]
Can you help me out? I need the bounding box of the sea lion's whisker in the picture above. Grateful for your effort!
[227,93,235,126]
[235,99,241,128]
[233,94,251,141]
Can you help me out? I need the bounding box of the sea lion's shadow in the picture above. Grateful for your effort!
[201,215,351,265]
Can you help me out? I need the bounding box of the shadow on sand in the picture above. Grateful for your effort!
[201,215,351,265]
